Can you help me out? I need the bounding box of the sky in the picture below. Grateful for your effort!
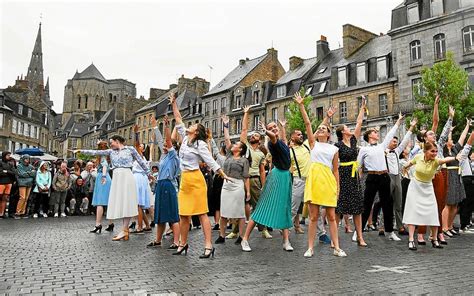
[0,0,403,113]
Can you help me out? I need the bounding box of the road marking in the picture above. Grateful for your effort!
[366,265,410,274]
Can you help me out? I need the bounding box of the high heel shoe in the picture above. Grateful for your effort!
[172,244,188,255]
[105,223,114,232]
[345,226,353,233]
[112,230,129,241]
[431,239,443,249]
[408,240,417,251]
[90,225,102,234]
[199,247,215,259]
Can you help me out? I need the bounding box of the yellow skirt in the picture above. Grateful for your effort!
[178,170,208,216]
[304,162,337,207]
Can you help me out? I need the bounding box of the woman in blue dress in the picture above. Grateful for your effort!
[90,141,113,234]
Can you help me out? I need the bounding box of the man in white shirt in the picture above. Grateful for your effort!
[357,113,404,241]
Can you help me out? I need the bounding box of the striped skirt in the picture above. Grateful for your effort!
[251,167,292,229]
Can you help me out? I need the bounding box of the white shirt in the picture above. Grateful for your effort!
[357,124,399,172]
[311,142,339,170]
[459,144,473,177]
[176,123,221,172]
[386,131,412,175]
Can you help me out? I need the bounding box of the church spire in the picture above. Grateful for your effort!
[26,23,44,94]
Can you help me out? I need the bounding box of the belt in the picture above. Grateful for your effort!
[249,175,260,179]
[367,170,388,175]
[340,161,358,178]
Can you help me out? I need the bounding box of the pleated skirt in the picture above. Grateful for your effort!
[402,178,439,226]
[446,169,466,205]
[304,162,337,207]
[154,179,179,224]
[178,170,208,216]
[134,172,153,209]
[107,168,138,220]
[251,167,292,229]
[91,171,111,206]
[220,177,245,219]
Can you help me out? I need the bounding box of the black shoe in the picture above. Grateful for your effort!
[449,228,460,236]
[226,224,232,230]
[438,234,448,245]
[443,230,453,238]
[167,243,178,250]
[105,223,114,232]
[431,240,443,249]
[215,236,225,244]
[417,240,426,245]
[90,225,102,234]
[146,240,161,247]
[235,236,243,245]
[150,222,155,228]
[172,244,188,255]
[143,228,152,232]
[408,241,417,251]
[129,221,136,230]
[199,247,215,259]
[212,224,220,231]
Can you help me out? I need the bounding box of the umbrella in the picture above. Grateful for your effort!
[38,153,58,161]
[14,148,44,156]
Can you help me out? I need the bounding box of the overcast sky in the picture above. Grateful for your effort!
[1,0,402,113]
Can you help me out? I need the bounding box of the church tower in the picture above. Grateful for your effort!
[26,23,44,96]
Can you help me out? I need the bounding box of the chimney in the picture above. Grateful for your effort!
[316,35,330,61]
[289,56,304,71]
[342,24,377,58]
[239,59,246,65]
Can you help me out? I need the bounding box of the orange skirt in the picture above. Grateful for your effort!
[178,170,208,216]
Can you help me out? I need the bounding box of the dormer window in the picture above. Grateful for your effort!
[234,95,242,110]
[319,81,328,93]
[407,3,419,24]
[277,85,286,98]
[318,67,327,74]
[27,108,32,118]
[18,104,23,115]
[376,57,387,80]
[357,63,366,84]
[253,90,260,105]
[431,0,443,17]
[338,67,347,88]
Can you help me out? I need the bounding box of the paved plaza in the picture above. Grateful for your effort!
[1,216,474,295]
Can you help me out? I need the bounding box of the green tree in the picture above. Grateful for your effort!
[285,87,320,136]
[412,51,474,137]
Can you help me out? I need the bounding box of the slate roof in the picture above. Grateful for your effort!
[69,122,89,137]
[276,57,318,85]
[135,87,178,113]
[94,108,115,129]
[308,48,344,82]
[335,35,391,67]
[72,64,107,82]
[204,53,268,97]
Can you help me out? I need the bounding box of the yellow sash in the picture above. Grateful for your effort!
[340,161,358,178]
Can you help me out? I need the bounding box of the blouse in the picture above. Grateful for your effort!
[222,153,250,180]
[268,139,291,170]
[410,154,441,183]
[311,142,339,170]
[176,123,220,172]
[81,146,150,175]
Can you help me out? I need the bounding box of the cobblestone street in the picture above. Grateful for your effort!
[1,216,474,295]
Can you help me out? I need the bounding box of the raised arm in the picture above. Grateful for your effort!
[438,106,454,148]
[458,131,474,162]
[395,117,417,155]
[382,112,404,149]
[240,105,251,143]
[222,115,232,150]
[278,119,287,145]
[169,92,182,125]
[163,116,172,149]
[458,118,472,146]
[294,92,315,148]
[259,121,277,145]
[151,117,164,154]
[438,156,456,166]
[431,94,440,132]
[76,149,111,156]
[354,96,366,139]
[322,105,336,127]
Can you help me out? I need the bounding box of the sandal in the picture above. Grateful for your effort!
[167,243,179,250]
[130,229,144,234]
[146,240,161,247]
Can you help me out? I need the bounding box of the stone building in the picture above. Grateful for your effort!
[200,48,285,146]
[0,23,57,154]
[389,0,474,114]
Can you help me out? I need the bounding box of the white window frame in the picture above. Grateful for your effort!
[410,40,422,63]
[463,26,474,53]
[357,62,366,84]
[234,95,242,110]
[319,81,328,93]
[338,67,347,88]
[253,115,260,130]
[27,108,32,118]
[12,119,17,134]
[0,113,3,129]
[276,85,286,98]
[253,90,261,105]
[434,34,446,60]
[339,102,347,122]
[412,78,424,98]
[36,127,40,139]
[377,57,387,80]
[272,107,278,122]
[379,94,388,115]
[236,118,242,134]
[212,119,217,134]
[15,142,20,151]
[204,102,210,115]
[24,123,29,137]
[18,104,23,115]
[18,121,23,135]
[221,97,227,112]
[212,100,218,115]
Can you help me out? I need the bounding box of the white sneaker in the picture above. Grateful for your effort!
[352,231,357,242]
[33,213,38,218]
[54,213,58,218]
[304,248,314,257]
[261,229,273,239]
[333,248,347,257]
[388,232,401,241]
[42,213,48,218]
[241,240,252,252]
[283,241,294,252]
[60,212,67,217]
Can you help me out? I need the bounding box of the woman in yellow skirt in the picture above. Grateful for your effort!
[169,93,230,259]
[294,93,346,258]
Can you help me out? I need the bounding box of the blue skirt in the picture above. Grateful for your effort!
[92,171,111,206]
[134,172,152,209]
[154,179,179,224]
[251,167,293,229]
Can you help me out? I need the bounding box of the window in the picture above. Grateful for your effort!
[317,107,324,121]
[461,0,474,7]
[434,34,446,60]
[234,95,242,109]
[15,142,20,151]
[318,67,327,74]
[463,26,474,53]
[18,104,23,115]
[407,3,419,24]
[84,94,88,109]
[236,118,242,134]
[339,102,347,123]
[253,115,260,130]
[221,98,227,112]
[205,102,210,116]
[412,78,425,98]
[253,90,260,105]
[18,122,23,135]
[379,94,388,115]
[319,81,328,93]
[205,121,209,129]
[377,57,387,80]
[431,0,443,17]
[0,113,3,128]
[138,117,142,127]
[212,119,217,134]
[410,40,422,63]
[220,121,224,136]
[78,95,81,109]
[277,85,286,98]
[36,127,40,139]
[24,123,29,137]
[283,105,289,118]
[195,102,200,114]
[272,108,278,122]
[357,63,366,84]
[338,67,347,88]
[212,100,218,115]
[305,86,313,95]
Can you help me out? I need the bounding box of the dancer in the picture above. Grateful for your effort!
[240,119,293,252]
[458,130,474,232]
[147,116,181,249]
[215,115,250,245]
[358,113,405,242]
[90,141,114,234]
[73,135,152,241]
[14,154,36,218]
[402,141,456,250]
[169,92,230,258]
